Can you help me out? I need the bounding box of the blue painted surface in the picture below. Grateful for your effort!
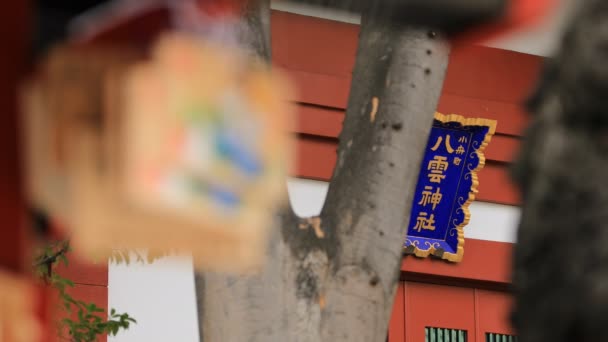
[405,117,492,256]
[214,129,262,176]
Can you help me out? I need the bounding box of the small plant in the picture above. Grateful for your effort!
[34,240,136,342]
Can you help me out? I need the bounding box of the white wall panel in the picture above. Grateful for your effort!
[108,255,199,342]
[287,178,520,243]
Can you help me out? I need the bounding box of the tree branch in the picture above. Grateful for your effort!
[236,0,271,61]
[33,241,70,268]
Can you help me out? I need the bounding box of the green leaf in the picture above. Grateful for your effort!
[35,240,136,340]
[59,253,69,267]
[61,318,74,325]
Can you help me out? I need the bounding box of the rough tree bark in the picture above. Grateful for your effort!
[511,1,608,341]
[195,2,449,341]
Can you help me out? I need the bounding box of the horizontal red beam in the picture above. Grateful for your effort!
[294,104,521,163]
[402,238,513,285]
[437,93,530,137]
[287,69,350,109]
[271,11,359,78]
[295,104,344,138]
[289,77,531,138]
[273,11,543,108]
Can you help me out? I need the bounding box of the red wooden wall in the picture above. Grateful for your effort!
[388,281,515,342]
[273,11,542,207]
[271,11,542,342]
[0,0,29,275]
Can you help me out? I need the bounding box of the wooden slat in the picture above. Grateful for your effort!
[438,93,529,137]
[271,11,358,78]
[295,104,344,138]
[288,69,351,109]
[444,44,543,105]
[294,137,337,180]
[485,135,519,164]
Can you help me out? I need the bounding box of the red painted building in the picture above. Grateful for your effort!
[1,2,564,340]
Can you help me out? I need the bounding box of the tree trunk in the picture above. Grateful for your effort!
[511,1,608,341]
[195,3,450,341]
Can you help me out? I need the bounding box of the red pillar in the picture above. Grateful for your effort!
[0,2,56,341]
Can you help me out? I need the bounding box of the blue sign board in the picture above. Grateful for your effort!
[404,113,496,262]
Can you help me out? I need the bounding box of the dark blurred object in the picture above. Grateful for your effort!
[511,0,608,341]
[283,0,507,32]
[39,0,556,53]
[29,207,51,239]
[34,0,111,56]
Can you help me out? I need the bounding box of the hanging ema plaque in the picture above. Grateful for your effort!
[404,113,496,262]
[22,33,294,273]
